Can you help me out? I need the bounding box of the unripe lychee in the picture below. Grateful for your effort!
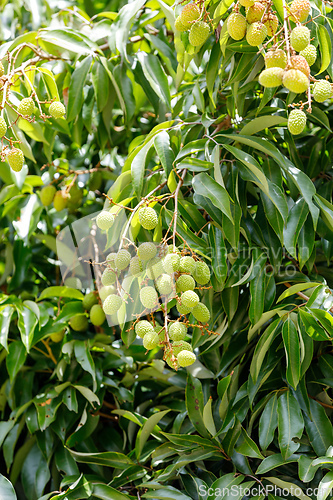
[156,274,173,295]
[115,249,131,270]
[169,322,187,341]
[265,49,287,69]
[50,329,65,343]
[99,285,116,301]
[246,22,267,46]
[179,256,196,274]
[18,97,34,116]
[146,256,164,280]
[0,117,7,137]
[290,26,310,52]
[101,267,116,286]
[129,256,143,276]
[40,185,56,206]
[289,0,311,23]
[177,350,196,367]
[69,314,88,331]
[290,55,310,77]
[82,292,98,311]
[283,69,309,93]
[90,304,106,326]
[175,15,188,32]
[313,80,333,102]
[176,274,196,292]
[189,21,210,46]
[0,62,4,77]
[49,101,66,119]
[192,302,211,323]
[7,148,24,172]
[106,252,117,269]
[239,0,254,6]
[246,2,265,23]
[96,210,114,230]
[176,301,192,315]
[173,340,193,356]
[180,3,200,28]
[287,109,307,135]
[138,206,158,230]
[135,320,154,338]
[181,290,199,309]
[264,15,278,36]
[53,190,68,211]
[300,44,317,66]
[102,294,122,315]
[259,67,284,87]
[64,276,82,289]
[193,261,210,285]
[227,13,247,40]
[137,242,157,261]
[140,286,158,309]
[67,183,83,211]
[163,253,180,273]
[143,331,159,350]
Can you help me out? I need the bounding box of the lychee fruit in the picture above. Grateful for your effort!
[189,21,210,46]
[53,190,68,211]
[156,274,173,295]
[64,277,82,289]
[101,267,116,286]
[18,97,34,116]
[143,331,159,350]
[246,22,267,46]
[299,44,317,66]
[138,206,158,230]
[265,49,287,69]
[259,67,284,87]
[289,0,311,23]
[163,253,180,273]
[82,292,98,311]
[290,55,310,77]
[313,80,333,102]
[90,304,106,326]
[287,109,307,135]
[137,242,157,261]
[169,322,187,341]
[179,256,196,274]
[69,314,88,331]
[246,2,266,23]
[177,350,196,367]
[227,13,247,40]
[129,256,143,276]
[290,26,310,52]
[140,286,158,309]
[239,0,254,6]
[181,290,200,309]
[176,274,196,292]
[99,285,116,301]
[192,302,211,323]
[7,148,24,172]
[193,261,210,285]
[96,210,114,230]
[180,3,200,28]
[175,15,188,32]
[135,320,154,338]
[264,14,278,36]
[115,249,131,270]
[40,185,56,206]
[49,101,66,119]
[283,69,309,93]
[102,294,122,315]
[0,117,7,137]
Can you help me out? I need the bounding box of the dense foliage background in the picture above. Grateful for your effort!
[0,0,333,498]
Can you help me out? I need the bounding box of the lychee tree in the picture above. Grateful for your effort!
[0,0,333,498]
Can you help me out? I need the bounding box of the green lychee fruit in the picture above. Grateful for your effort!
[189,21,210,46]
[175,15,188,32]
[7,148,24,172]
[129,256,143,276]
[135,320,154,338]
[264,14,278,36]
[246,22,267,46]
[0,62,4,77]
[177,350,196,367]
[64,277,82,289]
[156,273,173,295]
[179,256,196,274]
[82,292,98,311]
[169,322,187,341]
[102,294,122,315]
[137,242,157,261]
[246,2,265,23]
[313,80,333,103]
[172,340,193,356]
[181,290,199,309]
[193,261,210,285]
[176,274,196,292]
[176,301,192,315]
[163,253,180,273]
[96,210,114,230]
[101,267,116,286]
[99,285,116,301]
[287,109,306,135]
[0,117,7,137]
[259,67,284,87]
[50,329,65,343]
[180,3,200,28]
[265,49,287,69]
[290,55,310,77]
[69,314,88,331]
[40,185,56,206]
[143,331,159,350]
[106,252,117,268]
[140,286,158,309]
[239,0,254,7]
[299,44,317,66]
[289,0,311,23]
[115,249,131,270]
[17,97,34,116]
[138,206,158,230]
[90,304,106,326]
[146,256,164,280]
[283,69,309,93]
[49,101,66,119]
[192,302,211,323]
[227,13,247,40]
[290,26,310,52]
[53,190,68,211]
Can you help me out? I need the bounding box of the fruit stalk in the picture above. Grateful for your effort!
[282,0,291,63]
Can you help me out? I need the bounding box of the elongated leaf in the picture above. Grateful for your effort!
[317,25,332,75]
[154,131,175,177]
[136,410,170,459]
[6,341,26,382]
[0,305,14,350]
[137,53,171,110]
[68,449,134,468]
[259,393,278,450]
[256,453,297,474]
[185,374,210,439]
[192,172,233,222]
[113,0,146,60]
[67,56,92,122]
[16,305,38,352]
[282,318,301,389]
[277,282,321,303]
[0,474,17,500]
[303,399,333,456]
[266,477,311,500]
[277,390,304,459]
[236,427,263,458]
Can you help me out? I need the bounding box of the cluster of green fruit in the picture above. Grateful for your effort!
[174,2,211,47]
[69,291,106,330]
[226,0,333,135]
[40,182,83,212]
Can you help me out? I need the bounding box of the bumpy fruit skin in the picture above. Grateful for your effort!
[99,285,116,301]
[290,26,310,52]
[179,256,196,274]
[300,44,317,66]
[135,320,154,338]
[82,292,98,311]
[101,268,116,286]
[246,2,265,23]
[181,290,200,309]
[173,340,193,356]
[313,80,333,103]
[50,329,65,343]
[129,256,143,276]
[189,21,210,46]
[239,0,254,7]
[40,185,56,206]
[163,253,180,273]
[106,252,117,268]
[18,97,34,116]
[193,261,210,285]
[138,207,158,230]
[143,331,159,350]
[169,322,187,341]
[246,22,267,46]
[177,350,196,367]
[264,15,278,36]
[289,0,311,22]
[180,3,200,28]
[227,13,247,40]
[53,190,68,211]
[137,242,157,261]
[283,69,309,93]
[64,276,82,289]
[175,15,188,32]
[290,55,310,77]
[7,148,24,172]
[69,314,88,331]
[146,256,164,279]
[140,286,158,309]
[287,109,307,135]
[0,117,7,137]
[90,304,106,326]
[115,249,131,270]
[49,101,66,119]
[176,274,196,292]
[102,294,122,315]
[0,62,4,77]
[259,67,284,87]
[265,49,287,69]
[156,274,173,295]
[176,301,192,315]
[192,302,211,323]
[96,210,114,230]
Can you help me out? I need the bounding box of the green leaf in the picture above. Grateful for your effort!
[317,25,332,75]
[256,453,297,474]
[138,53,171,110]
[0,474,17,500]
[92,484,134,500]
[67,56,92,122]
[298,308,329,341]
[208,225,227,283]
[68,449,134,468]
[6,341,26,382]
[113,0,146,60]
[284,199,309,259]
[74,341,97,392]
[259,393,278,450]
[223,144,269,194]
[277,282,321,303]
[282,318,301,390]
[249,256,266,325]
[192,172,233,222]
[214,0,235,19]
[16,304,38,352]
[0,306,14,350]
[298,455,320,483]
[303,399,333,456]
[250,317,281,381]
[203,398,217,436]
[154,131,175,177]
[185,373,210,439]
[91,61,109,112]
[241,115,287,136]
[131,138,154,199]
[38,287,84,300]
[236,427,264,458]
[136,409,170,460]
[266,477,311,500]
[277,390,304,459]
[208,474,245,500]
